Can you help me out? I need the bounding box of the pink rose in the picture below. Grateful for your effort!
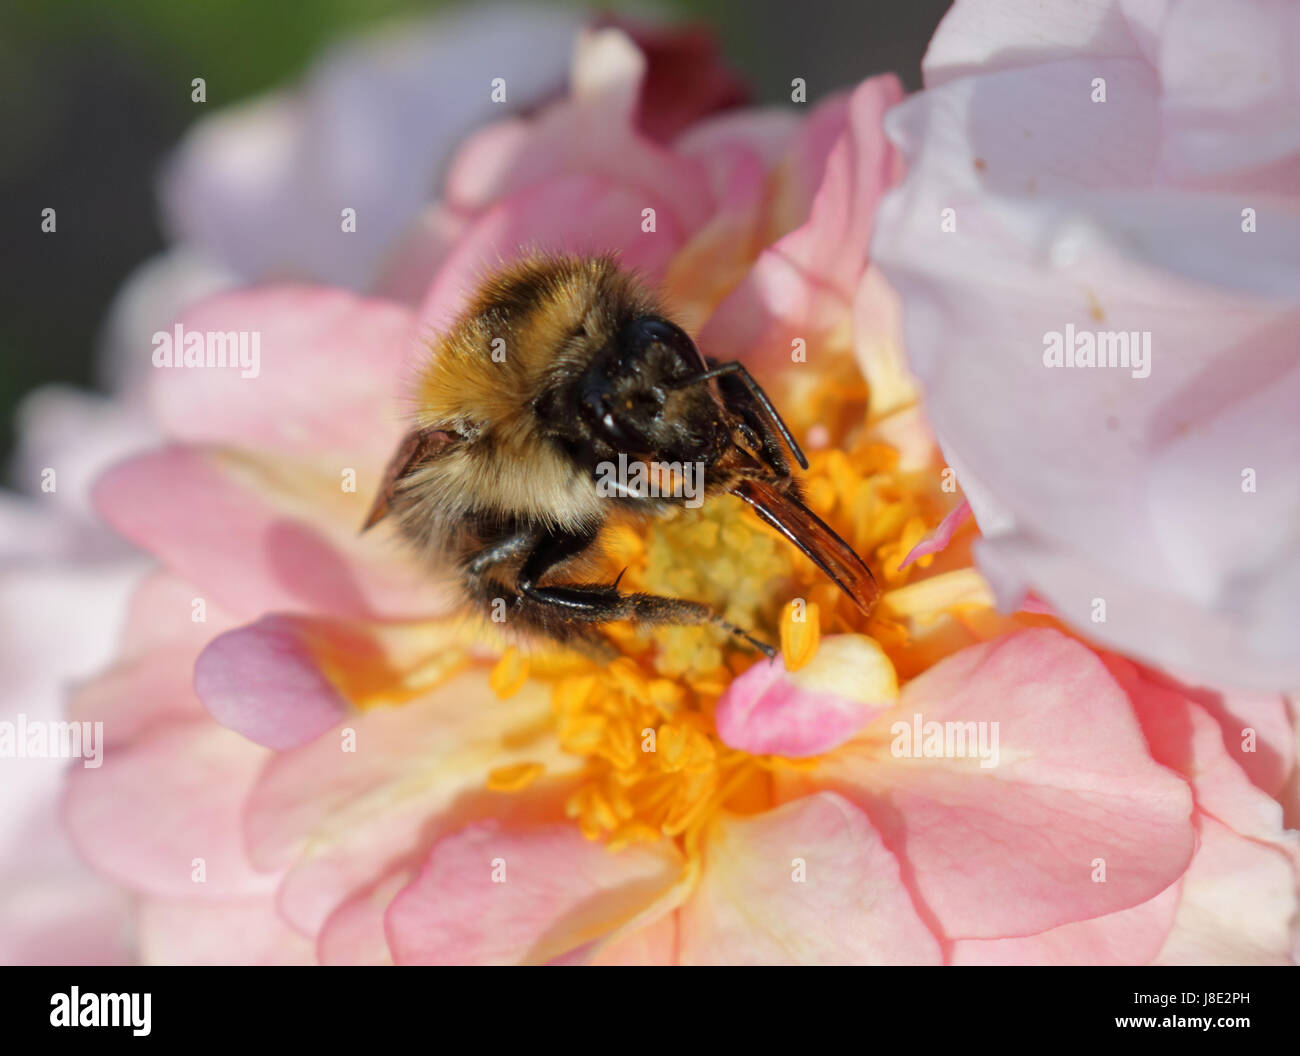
[872,0,1300,692]
[52,17,1298,965]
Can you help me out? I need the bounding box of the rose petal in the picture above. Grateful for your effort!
[416,174,687,337]
[951,881,1181,966]
[699,74,904,367]
[316,870,411,966]
[243,674,578,935]
[716,635,897,757]
[923,0,1158,88]
[93,445,446,621]
[678,792,942,964]
[138,897,315,966]
[794,629,1196,938]
[62,721,276,898]
[899,498,973,569]
[1152,815,1298,965]
[1110,658,1288,840]
[194,615,355,750]
[385,821,685,965]
[151,286,414,462]
[159,7,586,289]
[872,9,1300,692]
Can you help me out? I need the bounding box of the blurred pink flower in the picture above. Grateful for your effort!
[55,20,1298,966]
[0,389,150,965]
[159,5,745,292]
[872,0,1300,692]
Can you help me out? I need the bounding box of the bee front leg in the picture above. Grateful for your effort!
[516,528,775,658]
[700,358,808,477]
[466,529,537,576]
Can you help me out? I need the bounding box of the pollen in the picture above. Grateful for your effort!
[475,357,1011,852]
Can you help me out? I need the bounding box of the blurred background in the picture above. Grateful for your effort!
[0,0,951,466]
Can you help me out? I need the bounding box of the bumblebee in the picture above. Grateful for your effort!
[365,254,878,658]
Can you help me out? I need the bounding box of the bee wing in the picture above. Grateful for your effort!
[731,478,880,616]
[362,426,457,531]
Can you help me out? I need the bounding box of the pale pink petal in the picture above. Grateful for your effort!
[1110,659,1288,840]
[316,870,410,966]
[899,498,972,569]
[680,91,848,245]
[151,286,414,463]
[243,675,578,935]
[1158,0,1300,189]
[795,630,1195,938]
[674,108,801,179]
[115,570,238,662]
[589,910,679,966]
[68,571,238,746]
[9,384,158,525]
[159,6,586,290]
[385,821,685,965]
[923,0,1159,88]
[951,881,1181,966]
[976,531,1300,693]
[678,793,942,964]
[194,615,353,750]
[767,92,857,236]
[853,265,920,423]
[698,74,904,368]
[417,175,687,336]
[1152,816,1298,965]
[99,246,238,401]
[0,777,134,966]
[93,446,446,621]
[662,141,769,322]
[138,897,315,966]
[442,29,710,230]
[62,721,277,898]
[70,643,207,749]
[716,635,897,758]
[0,862,133,966]
[372,203,472,306]
[1161,677,1296,797]
[872,5,1300,693]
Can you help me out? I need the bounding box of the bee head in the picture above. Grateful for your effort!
[570,316,733,467]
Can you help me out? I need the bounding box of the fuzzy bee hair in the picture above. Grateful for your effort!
[365,252,878,658]
[402,254,656,544]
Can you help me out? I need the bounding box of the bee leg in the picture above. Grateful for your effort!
[465,530,537,576]
[516,529,776,658]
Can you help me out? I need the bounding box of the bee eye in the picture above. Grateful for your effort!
[619,317,706,377]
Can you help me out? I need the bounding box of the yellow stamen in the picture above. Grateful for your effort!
[780,600,821,671]
[882,568,996,620]
[523,364,1021,847]
[490,647,530,699]
[487,762,545,792]
[342,352,1051,857]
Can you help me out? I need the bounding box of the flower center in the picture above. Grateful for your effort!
[486,357,993,850]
